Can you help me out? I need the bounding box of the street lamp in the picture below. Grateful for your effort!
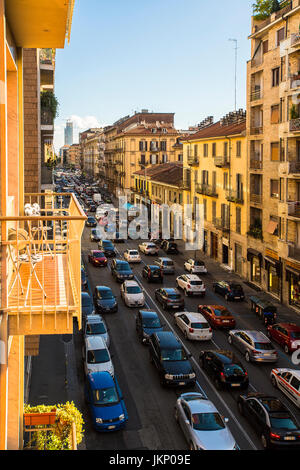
[229,38,238,111]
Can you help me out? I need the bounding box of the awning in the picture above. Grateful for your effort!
[266,220,278,235]
[247,248,262,261]
[265,257,281,275]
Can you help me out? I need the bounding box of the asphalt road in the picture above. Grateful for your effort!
[79,219,300,451]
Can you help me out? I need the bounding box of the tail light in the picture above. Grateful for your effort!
[252,350,260,355]
[220,372,226,382]
[189,328,194,333]
[270,432,281,440]
[209,328,212,332]
[187,284,191,289]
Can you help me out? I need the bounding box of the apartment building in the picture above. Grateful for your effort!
[248,0,300,308]
[79,128,105,178]
[182,112,248,277]
[67,143,81,169]
[0,0,85,450]
[103,111,184,196]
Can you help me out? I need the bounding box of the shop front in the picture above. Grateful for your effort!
[247,248,262,285]
[265,256,281,299]
[286,263,300,309]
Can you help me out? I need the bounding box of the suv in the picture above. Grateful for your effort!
[155,288,184,311]
[267,323,300,354]
[176,274,206,297]
[154,257,175,274]
[213,281,245,301]
[142,265,163,283]
[199,350,249,390]
[136,309,164,344]
[111,259,134,282]
[148,331,196,387]
[228,330,278,363]
[98,240,116,257]
[184,259,207,274]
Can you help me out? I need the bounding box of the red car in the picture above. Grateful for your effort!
[267,323,300,354]
[198,305,236,329]
[88,250,107,267]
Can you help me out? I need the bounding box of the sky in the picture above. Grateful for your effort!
[54,0,255,152]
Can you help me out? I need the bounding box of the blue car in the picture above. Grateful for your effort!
[85,371,128,432]
[135,309,164,344]
[81,292,94,320]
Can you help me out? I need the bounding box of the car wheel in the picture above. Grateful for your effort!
[245,351,251,363]
[271,375,277,388]
[284,344,290,355]
[261,434,269,450]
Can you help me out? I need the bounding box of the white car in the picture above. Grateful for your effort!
[121,280,145,307]
[84,314,110,348]
[271,368,300,409]
[184,259,207,274]
[124,249,141,263]
[82,336,114,376]
[174,312,212,341]
[176,274,206,297]
[138,242,159,255]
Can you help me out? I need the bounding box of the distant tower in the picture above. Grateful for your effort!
[64,120,73,146]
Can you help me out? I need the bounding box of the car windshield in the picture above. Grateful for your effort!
[224,365,244,376]
[129,251,139,255]
[167,293,181,300]
[161,348,187,361]
[143,318,161,328]
[231,284,243,291]
[97,290,113,300]
[93,252,105,258]
[126,286,142,294]
[190,281,203,286]
[116,263,131,272]
[191,322,209,329]
[87,349,110,364]
[254,342,274,350]
[103,241,113,248]
[194,261,204,266]
[93,386,119,406]
[290,331,300,339]
[269,416,298,430]
[82,296,91,307]
[214,309,231,317]
[164,261,174,266]
[192,413,225,431]
[86,323,106,335]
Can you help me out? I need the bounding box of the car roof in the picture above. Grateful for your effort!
[87,371,114,390]
[81,292,91,299]
[182,396,217,414]
[277,323,300,331]
[123,280,138,286]
[275,368,300,380]
[208,350,240,364]
[154,331,181,348]
[178,312,207,322]
[91,250,105,254]
[236,330,269,341]
[115,259,129,265]
[147,265,160,269]
[139,310,159,319]
[86,314,103,324]
[85,335,106,350]
[164,288,179,294]
[158,257,172,261]
[95,285,112,292]
[185,274,201,280]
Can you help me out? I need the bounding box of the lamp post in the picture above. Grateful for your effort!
[229,38,238,111]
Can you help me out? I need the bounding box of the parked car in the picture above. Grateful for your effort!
[84,314,110,348]
[161,240,179,254]
[228,330,278,363]
[270,368,300,409]
[111,259,134,283]
[198,305,236,330]
[98,240,116,257]
[88,250,108,267]
[175,393,237,451]
[85,371,128,432]
[138,242,159,255]
[81,292,94,320]
[267,323,300,354]
[81,267,88,290]
[148,331,196,387]
[86,216,97,227]
[184,259,207,274]
[154,257,175,275]
[176,274,206,297]
[94,286,118,314]
[90,228,102,242]
[82,336,114,377]
[213,281,245,301]
[237,393,300,449]
[142,264,163,283]
[174,312,212,341]
[120,280,145,307]
[136,309,164,344]
[155,288,184,311]
[123,249,141,263]
[199,350,249,390]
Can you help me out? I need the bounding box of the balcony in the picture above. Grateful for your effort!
[250,158,263,170]
[250,126,263,135]
[250,193,262,205]
[288,245,300,262]
[226,190,244,204]
[214,217,230,233]
[40,48,55,67]
[187,155,199,166]
[196,184,218,198]
[290,118,300,132]
[214,156,229,168]
[279,161,300,176]
[180,180,191,190]
[250,88,262,101]
[291,32,300,48]
[41,109,53,127]
[1,193,86,336]
[138,160,149,166]
[287,201,300,219]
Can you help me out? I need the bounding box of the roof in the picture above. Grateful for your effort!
[86,315,103,324]
[182,119,246,142]
[86,335,106,350]
[139,310,159,318]
[155,331,180,347]
[95,286,112,291]
[134,162,183,187]
[87,371,114,390]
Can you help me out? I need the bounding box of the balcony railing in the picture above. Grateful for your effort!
[187,155,199,166]
[214,217,230,232]
[250,89,262,101]
[0,193,86,336]
[196,184,218,198]
[287,201,300,218]
[250,126,263,135]
[250,158,263,170]
[291,32,300,48]
[41,109,54,127]
[214,156,229,168]
[40,48,55,66]
[290,118,300,132]
[288,245,300,261]
[250,193,262,204]
[226,190,244,204]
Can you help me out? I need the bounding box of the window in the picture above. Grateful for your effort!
[263,40,268,54]
[224,142,228,157]
[162,154,168,163]
[160,141,167,151]
[236,141,241,157]
[236,207,241,234]
[276,27,285,47]
[270,179,279,198]
[203,143,208,157]
[223,172,228,190]
[271,105,279,124]
[212,143,216,157]
[271,142,279,161]
[178,154,183,162]
[151,155,158,164]
[272,67,280,87]
[194,144,198,157]
[203,199,207,221]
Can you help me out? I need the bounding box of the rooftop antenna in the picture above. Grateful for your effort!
[228,38,238,111]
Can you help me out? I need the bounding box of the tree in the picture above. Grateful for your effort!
[253,0,281,20]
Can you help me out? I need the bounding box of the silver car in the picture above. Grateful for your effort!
[174,393,237,450]
[84,314,110,348]
[228,330,278,363]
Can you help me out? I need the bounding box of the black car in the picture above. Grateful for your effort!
[199,350,249,390]
[142,265,163,283]
[162,240,179,254]
[90,228,101,242]
[98,239,116,257]
[155,288,184,311]
[111,259,134,283]
[93,286,118,313]
[89,203,97,212]
[148,331,196,387]
[86,216,97,227]
[213,281,245,301]
[237,393,300,449]
[136,310,164,344]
